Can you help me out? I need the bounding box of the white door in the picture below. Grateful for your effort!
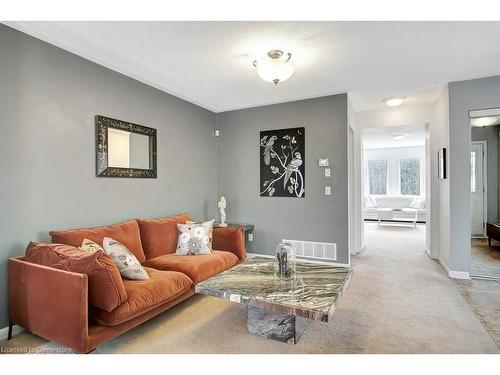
[470,142,485,236]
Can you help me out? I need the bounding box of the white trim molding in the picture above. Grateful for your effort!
[425,246,437,260]
[439,258,470,280]
[0,324,23,340]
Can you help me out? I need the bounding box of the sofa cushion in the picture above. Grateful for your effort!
[25,242,127,312]
[92,267,192,326]
[50,220,146,263]
[212,227,246,260]
[137,213,189,260]
[143,250,239,284]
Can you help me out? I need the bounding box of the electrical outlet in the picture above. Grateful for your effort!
[325,186,331,195]
[324,168,331,177]
[248,233,253,242]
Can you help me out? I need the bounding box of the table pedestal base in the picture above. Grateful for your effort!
[247,305,309,344]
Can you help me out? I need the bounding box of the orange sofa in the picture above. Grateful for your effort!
[8,213,246,353]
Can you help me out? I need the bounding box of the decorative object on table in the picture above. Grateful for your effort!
[102,237,150,280]
[274,241,297,278]
[318,158,329,167]
[438,148,447,180]
[260,127,305,197]
[96,115,157,178]
[218,196,228,227]
[176,220,214,255]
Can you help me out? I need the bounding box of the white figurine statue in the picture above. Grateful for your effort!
[218,196,227,227]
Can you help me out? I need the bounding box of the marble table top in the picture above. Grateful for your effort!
[195,256,352,322]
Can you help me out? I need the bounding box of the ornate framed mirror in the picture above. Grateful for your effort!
[96,115,157,178]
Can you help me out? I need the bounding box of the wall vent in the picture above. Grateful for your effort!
[282,239,337,261]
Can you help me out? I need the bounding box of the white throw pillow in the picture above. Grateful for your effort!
[409,198,425,209]
[364,196,376,208]
[102,237,149,280]
[176,219,214,255]
[79,238,104,253]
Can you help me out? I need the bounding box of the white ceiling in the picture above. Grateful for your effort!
[363,124,426,149]
[5,21,500,113]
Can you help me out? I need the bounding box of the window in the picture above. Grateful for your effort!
[368,160,387,195]
[400,159,420,195]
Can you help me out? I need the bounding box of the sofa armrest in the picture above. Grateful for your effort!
[8,257,90,353]
[212,227,246,260]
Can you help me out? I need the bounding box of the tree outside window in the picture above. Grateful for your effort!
[400,159,420,195]
[368,160,387,195]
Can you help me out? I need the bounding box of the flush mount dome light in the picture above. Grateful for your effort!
[384,97,405,107]
[253,50,294,85]
[471,116,498,127]
[392,134,406,140]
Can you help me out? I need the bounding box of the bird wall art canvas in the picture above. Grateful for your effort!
[260,127,305,198]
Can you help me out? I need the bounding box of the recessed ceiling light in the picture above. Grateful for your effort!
[471,116,498,127]
[392,134,406,140]
[384,97,405,107]
[253,50,295,85]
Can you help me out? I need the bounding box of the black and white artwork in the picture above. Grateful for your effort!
[260,127,305,197]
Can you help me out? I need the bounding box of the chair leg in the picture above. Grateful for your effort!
[7,322,13,340]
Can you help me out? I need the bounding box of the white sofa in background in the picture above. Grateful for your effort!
[364,195,426,223]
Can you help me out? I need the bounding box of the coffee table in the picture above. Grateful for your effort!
[376,207,418,227]
[195,256,352,344]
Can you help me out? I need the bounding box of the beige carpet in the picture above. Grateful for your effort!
[2,222,499,353]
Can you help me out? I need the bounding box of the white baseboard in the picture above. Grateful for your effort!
[425,247,438,260]
[0,324,23,340]
[439,258,470,280]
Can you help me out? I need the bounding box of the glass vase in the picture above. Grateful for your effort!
[274,242,296,279]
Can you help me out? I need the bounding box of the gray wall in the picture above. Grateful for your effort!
[471,125,499,222]
[448,75,500,272]
[0,25,217,328]
[216,95,349,264]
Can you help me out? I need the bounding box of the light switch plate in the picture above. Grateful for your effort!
[325,186,331,195]
[318,158,329,167]
[214,129,220,137]
[248,233,253,242]
[324,168,331,177]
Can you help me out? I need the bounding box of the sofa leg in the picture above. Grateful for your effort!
[7,322,13,340]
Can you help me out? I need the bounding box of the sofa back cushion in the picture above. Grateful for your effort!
[25,242,127,312]
[372,195,415,209]
[137,213,189,260]
[49,220,146,263]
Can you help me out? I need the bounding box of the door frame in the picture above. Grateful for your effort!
[471,140,488,237]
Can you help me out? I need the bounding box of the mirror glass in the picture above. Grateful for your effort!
[107,128,150,169]
[469,107,500,279]
[96,115,157,178]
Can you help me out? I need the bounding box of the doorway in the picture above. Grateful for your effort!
[361,124,428,251]
[469,107,500,279]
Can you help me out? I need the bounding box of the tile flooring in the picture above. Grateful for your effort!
[470,238,500,278]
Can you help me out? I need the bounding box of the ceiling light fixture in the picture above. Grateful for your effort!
[471,116,498,127]
[392,134,406,140]
[384,97,405,107]
[253,50,294,85]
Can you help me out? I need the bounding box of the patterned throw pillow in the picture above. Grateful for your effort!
[102,237,150,280]
[176,220,214,255]
[79,238,104,253]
